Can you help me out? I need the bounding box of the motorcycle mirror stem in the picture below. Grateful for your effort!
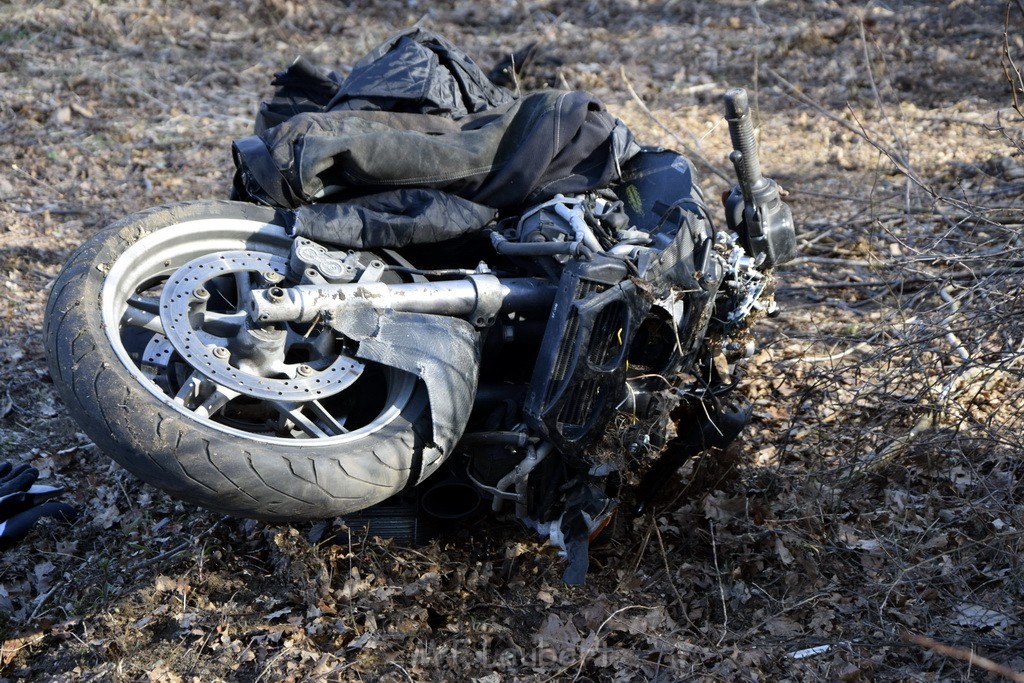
[723,88,797,269]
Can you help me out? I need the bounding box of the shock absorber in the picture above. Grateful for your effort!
[723,88,797,268]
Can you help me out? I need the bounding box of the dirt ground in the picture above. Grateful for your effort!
[2,0,1023,680]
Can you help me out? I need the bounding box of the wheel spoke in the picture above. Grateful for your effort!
[234,270,253,313]
[173,371,205,407]
[128,294,161,314]
[202,310,249,336]
[140,335,176,389]
[275,402,330,438]
[308,400,349,435]
[196,385,240,419]
[172,371,239,419]
[122,302,165,335]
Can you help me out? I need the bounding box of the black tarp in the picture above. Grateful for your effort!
[232,29,639,249]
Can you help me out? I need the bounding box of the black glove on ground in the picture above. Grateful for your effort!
[0,462,77,548]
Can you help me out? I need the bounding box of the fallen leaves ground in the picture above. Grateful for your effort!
[2,0,1023,680]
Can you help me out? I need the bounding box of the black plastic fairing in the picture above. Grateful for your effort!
[524,259,649,455]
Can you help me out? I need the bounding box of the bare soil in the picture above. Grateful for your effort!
[2,0,1023,680]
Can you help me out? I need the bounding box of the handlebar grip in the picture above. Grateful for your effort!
[724,88,766,192]
[722,87,797,268]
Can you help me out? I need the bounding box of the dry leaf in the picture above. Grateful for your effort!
[774,537,795,566]
[534,613,581,649]
[764,616,803,637]
[954,603,1018,632]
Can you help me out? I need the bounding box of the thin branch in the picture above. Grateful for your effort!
[858,15,905,164]
[619,66,732,183]
[904,631,1024,682]
[570,605,659,682]
[778,265,1024,292]
[709,519,729,646]
[763,67,951,208]
[652,516,690,618]
[1003,1,1024,119]
[131,519,225,571]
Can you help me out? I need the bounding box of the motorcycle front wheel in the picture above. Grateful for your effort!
[45,200,436,521]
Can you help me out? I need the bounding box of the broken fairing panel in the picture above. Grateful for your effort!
[524,481,617,585]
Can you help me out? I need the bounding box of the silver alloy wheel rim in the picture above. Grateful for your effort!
[100,217,417,444]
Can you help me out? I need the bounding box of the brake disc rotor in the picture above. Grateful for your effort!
[159,250,363,401]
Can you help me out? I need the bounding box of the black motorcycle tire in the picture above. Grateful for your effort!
[44,200,438,521]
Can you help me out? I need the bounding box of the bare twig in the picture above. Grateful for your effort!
[797,341,874,365]
[27,584,61,623]
[858,15,906,166]
[709,519,729,646]
[568,605,659,682]
[108,72,171,111]
[619,66,732,183]
[624,516,654,575]
[1003,1,1024,119]
[787,256,877,267]
[763,67,945,206]
[740,592,833,640]
[652,517,689,618]
[779,265,1024,292]
[904,631,1024,682]
[389,661,415,682]
[538,605,658,683]
[853,412,935,477]
[131,519,225,571]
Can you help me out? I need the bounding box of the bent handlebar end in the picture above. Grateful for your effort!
[723,88,797,268]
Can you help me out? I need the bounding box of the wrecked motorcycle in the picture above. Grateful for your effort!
[44,34,794,582]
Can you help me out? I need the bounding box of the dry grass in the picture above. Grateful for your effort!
[2,0,1023,680]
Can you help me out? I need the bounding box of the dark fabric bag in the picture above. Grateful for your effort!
[232,29,638,249]
[289,188,498,249]
[253,29,514,134]
[254,57,343,133]
[325,27,515,118]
